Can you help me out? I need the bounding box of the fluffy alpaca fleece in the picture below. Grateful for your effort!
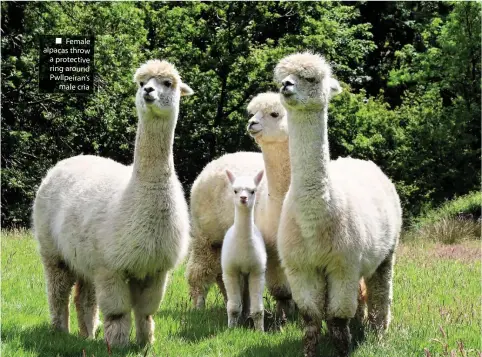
[32,59,193,347]
[186,93,295,317]
[275,52,402,357]
[221,170,267,331]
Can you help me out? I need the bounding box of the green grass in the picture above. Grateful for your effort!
[2,230,480,357]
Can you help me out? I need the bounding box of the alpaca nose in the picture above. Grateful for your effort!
[248,119,259,128]
[144,86,154,94]
[282,79,294,89]
[240,195,247,202]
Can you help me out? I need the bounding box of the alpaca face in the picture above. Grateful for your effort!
[246,93,288,145]
[226,170,264,209]
[135,76,192,115]
[133,59,193,117]
[278,73,328,110]
[274,52,341,111]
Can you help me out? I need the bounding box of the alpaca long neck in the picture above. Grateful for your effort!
[287,107,331,200]
[131,111,176,183]
[261,141,291,200]
[233,205,255,238]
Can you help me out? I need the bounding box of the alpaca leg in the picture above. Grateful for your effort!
[95,271,132,347]
[266,253,294,321]
[248,272,265,332]
[216,273,228,304]
[223,272,242,328]
[130,271,168,346]
[326,270,360,357]
[285,269,326,357]
[74,278,99,338]
[186,240,222,309]
[355,278,368,324]
[42,257,76,333]
[365,251,395,336]
[240,274,251,322]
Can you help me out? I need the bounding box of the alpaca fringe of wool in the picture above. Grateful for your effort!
[275,52,402,357]
[32,59,193,347]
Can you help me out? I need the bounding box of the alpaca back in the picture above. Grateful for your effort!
[328,158,402,270]
[33,155,131,274]
[33,154,189,278]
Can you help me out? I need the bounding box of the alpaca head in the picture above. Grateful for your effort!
[274,52,342,110]
[134,59,193,117]
[246,92,288,145]
[225,170,264,209]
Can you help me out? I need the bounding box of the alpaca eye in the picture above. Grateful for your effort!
[270,112,279,118]
[306,77,316,83]
[139,81,144,87]
[163,80,172,88]
[251,190,255,194]
[234,190,238,194]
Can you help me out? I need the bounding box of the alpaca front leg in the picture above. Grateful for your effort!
[74,278,99,338]
[266,255,294,322]
[285,268,326,357]
[95,271,132,347]
[223,272,242,328]
[186,239,222,309]
[130,271,168,346]
[326,271,360,357]
[216,273,228,304]
[248,272,265,332]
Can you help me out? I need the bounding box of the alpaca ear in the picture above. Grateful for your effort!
[225,169,236,184]
[254,170,264,186]
[180,82,194,96]
[329,78,342,98]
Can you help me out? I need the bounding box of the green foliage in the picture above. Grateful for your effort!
[404,191,481,244]
[1,2,480,227]
[414,191,481,228]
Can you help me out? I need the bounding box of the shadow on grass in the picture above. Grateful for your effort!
[157,305,227,342]
[236,318,367,357]
[2,323,143,357]
[158,304,299,343]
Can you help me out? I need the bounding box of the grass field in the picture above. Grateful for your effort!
[1,230,480,357]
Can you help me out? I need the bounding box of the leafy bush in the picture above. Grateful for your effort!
[413,191,481,229]
[404,191,481,244]
[408,218,480,244]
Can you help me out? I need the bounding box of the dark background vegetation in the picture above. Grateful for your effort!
[2,1,480,228]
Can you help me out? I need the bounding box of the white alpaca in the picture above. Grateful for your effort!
[186,93,294,317]
[32,60,193,347]
[274,52,402,357]
[221,170,267,331]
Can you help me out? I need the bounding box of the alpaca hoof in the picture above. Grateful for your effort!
[194,295,206,309]
[104,314,131,347]
[328,318,351,357]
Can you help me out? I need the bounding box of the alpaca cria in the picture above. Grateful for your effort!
[32,59,193,347]
[275,52,402,357]
[186,93,294,318]
[222,170,267,331]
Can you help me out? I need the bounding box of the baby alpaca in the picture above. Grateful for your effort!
[32,59,192,347]
[222,170,267,331]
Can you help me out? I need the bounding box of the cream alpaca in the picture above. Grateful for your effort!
[221,170,266,331]
[275,52,402,357]
[186,93,294,317]
[32,60,193,347]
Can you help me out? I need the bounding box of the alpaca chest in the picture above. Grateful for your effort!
[108,191,188,277]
